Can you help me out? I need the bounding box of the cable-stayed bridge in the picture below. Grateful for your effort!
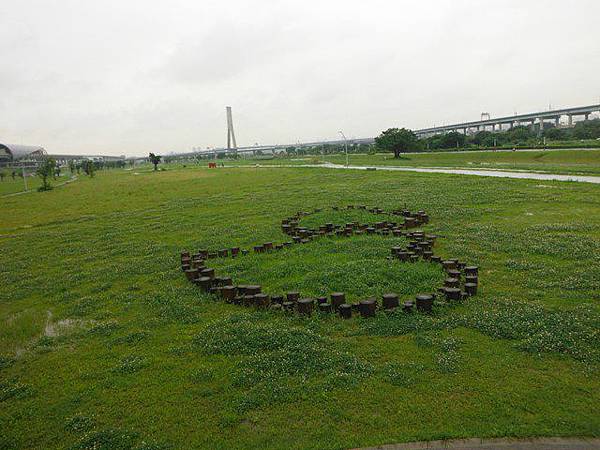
[179,103,600,158]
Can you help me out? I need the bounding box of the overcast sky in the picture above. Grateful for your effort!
[2,0,599,156]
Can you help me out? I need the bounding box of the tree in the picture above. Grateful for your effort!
[375,128,419,158]
[505,125,532,144]
[438,131,466,149]
[471,131,492,146]
[149,152,161,171]
[573,119,600,140]
[82,160,95,177]
[68,160,76,175]
[544,127,565,140]
[0,170,5,181]
[36,158,56,191]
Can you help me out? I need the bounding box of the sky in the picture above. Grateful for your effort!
[2,0,600,157]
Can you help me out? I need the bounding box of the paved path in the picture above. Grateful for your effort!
[255,163,600,184]
[354,437,600,450]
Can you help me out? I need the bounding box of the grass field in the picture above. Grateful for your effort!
[0,177,42,196]
[1,165,599,449]
[0,173,74,196]
[230,149,600,176]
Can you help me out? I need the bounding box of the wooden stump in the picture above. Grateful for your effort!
[415,294,433,312]
[297,298,314,315]
[330,292,346,310]
[382,293,399,310]
[359,299,377,318]
[339,304,352,319]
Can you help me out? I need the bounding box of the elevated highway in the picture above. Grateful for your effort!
[414,104,600,137]
[180,104,600,158]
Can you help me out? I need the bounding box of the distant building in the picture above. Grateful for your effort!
[0,143,47,165]
[51,154,126,165]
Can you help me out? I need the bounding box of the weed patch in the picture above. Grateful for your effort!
[70,429,139,450]
[0,355,15,370]
[112,331,149,346]
[65,415,96,433]
[361,300,599,367]
[0,381,33,402]
[189,366,215,383]
[89,321,120,336]
[382,361,427,387]
[461,300,600,364]
[111,355,149,374]
[194,316,373,411]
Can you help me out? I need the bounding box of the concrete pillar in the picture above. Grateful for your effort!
[584,113,590,121]
[555,117,560,127]
[463,128,467,134]
[509,121,514,129]
[568,115,573,127]
[537,117,544,135]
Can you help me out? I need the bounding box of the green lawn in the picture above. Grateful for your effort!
[1,166,599,449]
[229,149,600,176]
[0,176,42,196]
[0,173,75,196]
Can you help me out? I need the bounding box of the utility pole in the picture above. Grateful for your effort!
[22,166,28,191]
[338,131,348,167]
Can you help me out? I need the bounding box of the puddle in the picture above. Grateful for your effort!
[273,163,600,184]
[43,311,92,337]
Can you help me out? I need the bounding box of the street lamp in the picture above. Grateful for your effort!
[338,130,349,167]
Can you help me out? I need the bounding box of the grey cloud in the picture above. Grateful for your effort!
[1,0,599,156]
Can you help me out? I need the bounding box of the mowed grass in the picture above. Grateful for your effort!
[1,165,599,449]
[232,148,600,176]
[0,176,43,196]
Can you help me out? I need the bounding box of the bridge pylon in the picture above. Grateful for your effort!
[226,106,237,150]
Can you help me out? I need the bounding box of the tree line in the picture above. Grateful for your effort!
[0,158,128,191]
[375,119,600,157]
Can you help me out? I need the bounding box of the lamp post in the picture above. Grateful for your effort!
[22,166,28,191]
[338,131,349,167]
